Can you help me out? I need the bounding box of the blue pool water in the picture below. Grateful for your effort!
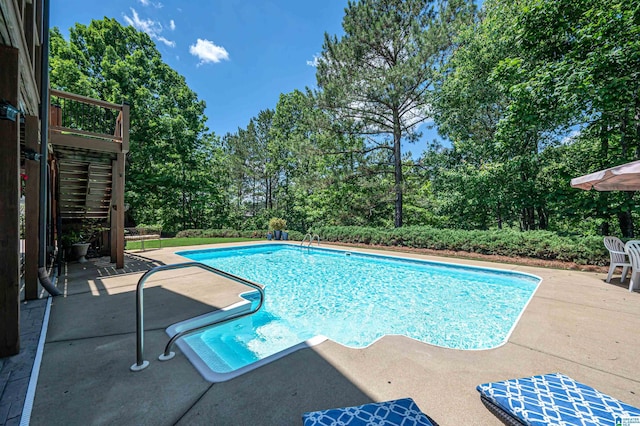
[174,244,540,380]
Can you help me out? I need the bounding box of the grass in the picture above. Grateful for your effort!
[125,237,256,250]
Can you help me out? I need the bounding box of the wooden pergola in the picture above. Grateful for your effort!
[0,0,128,357]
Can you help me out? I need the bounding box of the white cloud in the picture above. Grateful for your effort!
[157,36,175,47]
[306,53,321,67]
[124,8,175,47]
[169,19,176,30]
[189,39,229,65]
[138,0,163,8]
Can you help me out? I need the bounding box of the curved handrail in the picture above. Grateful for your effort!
[130,262,265,372]
[300,233,320,248]
[300,233,312,246]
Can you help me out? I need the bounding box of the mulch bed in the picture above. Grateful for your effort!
[327,242,607,273]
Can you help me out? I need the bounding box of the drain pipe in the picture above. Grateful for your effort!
[37,0,61,297]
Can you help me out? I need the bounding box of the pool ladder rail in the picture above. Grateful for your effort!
[301,233,320,247]
[130,262,265,373]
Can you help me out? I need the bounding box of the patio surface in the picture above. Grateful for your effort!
[19,242,640,424]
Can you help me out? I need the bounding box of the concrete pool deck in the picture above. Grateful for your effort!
[21,241,640,424]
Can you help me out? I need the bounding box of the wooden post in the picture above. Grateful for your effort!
[24,115,40,300]
[115,153,125,269]
[110,153,125,268]
[110,159,117,264]
[0,46,21,356]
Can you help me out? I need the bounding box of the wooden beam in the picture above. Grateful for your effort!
[0,0,39,115]
[0,45,21,357]
[49,131,123,153]
[50,89,123,110]
[121,103,129,153]
[24,114,39,300]
[110,158,117,263]
[115,153,125,268]
[24,0,34,69]
[50,126,123,143]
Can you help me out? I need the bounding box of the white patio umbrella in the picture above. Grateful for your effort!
[570,160,640,191]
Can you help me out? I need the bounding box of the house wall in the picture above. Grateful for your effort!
[0,0,44,357]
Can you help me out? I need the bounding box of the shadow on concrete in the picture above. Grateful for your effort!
[31,261,380,426]
[175,345,375,425]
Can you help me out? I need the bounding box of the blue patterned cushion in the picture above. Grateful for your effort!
[477,373,640,426]
[302,397,434,426]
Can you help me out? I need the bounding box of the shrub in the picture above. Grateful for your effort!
[310,226,607,266]
[174,228,306,241]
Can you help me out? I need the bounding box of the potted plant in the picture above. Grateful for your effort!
[60,229,90,263]
[268,217,287,240]
[282,230,289,241]
[60,220,101,262]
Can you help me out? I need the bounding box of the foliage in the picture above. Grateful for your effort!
[175,228,305,241]
[430,0,640,236]
[268,217,287,231]
[59,229,84,248]
[50,19,222,233]
[125,236,255,250]
[316,0,475,227]
[48,2,640,260]
[311,226,607,265]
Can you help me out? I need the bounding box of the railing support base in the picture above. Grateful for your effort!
[158,352,175,361]
[130,360,149,372]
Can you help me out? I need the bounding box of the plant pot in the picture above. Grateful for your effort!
[274,230,282,240]
[71,243,90,263]
[267,232,273,241]
[282,231,289,241]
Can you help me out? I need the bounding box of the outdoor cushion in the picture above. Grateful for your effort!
[477,373,640,426]
[302,397,436,426]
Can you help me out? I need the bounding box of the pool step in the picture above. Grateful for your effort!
[201,311,311,372]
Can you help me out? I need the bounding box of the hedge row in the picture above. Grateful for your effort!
[175,228,305,241]
[309,226,608,266]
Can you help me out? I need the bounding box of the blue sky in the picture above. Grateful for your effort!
[51,0,444,155]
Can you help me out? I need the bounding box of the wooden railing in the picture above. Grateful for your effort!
[49,89,129,153]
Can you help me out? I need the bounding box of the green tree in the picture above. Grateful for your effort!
[510,0,640,236]
[50,19,218,232]
[316,0,474,227]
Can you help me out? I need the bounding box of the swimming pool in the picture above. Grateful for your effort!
[172,244,541,381]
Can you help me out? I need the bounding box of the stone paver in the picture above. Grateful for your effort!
[0,297,47,426]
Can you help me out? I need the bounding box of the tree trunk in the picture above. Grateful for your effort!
[618,192,635,238]
[537,206,548,230]
[393,111,403,228]
[618,210,634,238]
[634,93,640,158]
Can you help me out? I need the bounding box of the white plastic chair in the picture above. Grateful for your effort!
[623,240,640,292]
[603,236,631,284]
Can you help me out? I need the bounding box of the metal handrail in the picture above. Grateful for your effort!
[130,262,265,372]
[300,233,320,247]
[300,233,312,246]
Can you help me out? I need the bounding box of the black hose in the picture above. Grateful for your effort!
[37,0,60,297]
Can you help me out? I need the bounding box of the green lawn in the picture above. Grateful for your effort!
[125,237,256,250]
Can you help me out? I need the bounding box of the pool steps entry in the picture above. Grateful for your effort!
[129,262,265,372]
[300,233,320,247]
